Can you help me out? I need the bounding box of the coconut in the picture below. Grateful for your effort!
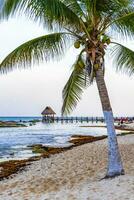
[74,41,80,49]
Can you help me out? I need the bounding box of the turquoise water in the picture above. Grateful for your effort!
[0,117,122,161]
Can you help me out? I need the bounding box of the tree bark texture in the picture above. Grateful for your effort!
[95,67,124,177]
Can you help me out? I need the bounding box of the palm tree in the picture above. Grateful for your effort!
[0,0,134,177]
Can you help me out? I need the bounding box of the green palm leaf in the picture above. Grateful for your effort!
[111,9,134,38]
[96,0,130,12]
[1,0,81,31]
[62,0,85,18]
[0,0,26,18]
[62,52,89,115]
[0,32,72,73]
[111,43,134,75]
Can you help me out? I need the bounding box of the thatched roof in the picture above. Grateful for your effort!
[41,106,56,115]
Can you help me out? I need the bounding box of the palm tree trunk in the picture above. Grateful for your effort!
[95,67,124,177]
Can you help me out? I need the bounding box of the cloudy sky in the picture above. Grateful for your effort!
[0,15,134,117]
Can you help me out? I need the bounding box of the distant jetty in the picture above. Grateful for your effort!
[43,116,105,123]
[41,106,134,123]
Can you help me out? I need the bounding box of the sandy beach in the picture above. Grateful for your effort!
[0,134,134,200]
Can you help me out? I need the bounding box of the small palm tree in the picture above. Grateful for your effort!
[1,0,134,177]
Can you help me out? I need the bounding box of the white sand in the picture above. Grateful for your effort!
[0,135,134,200]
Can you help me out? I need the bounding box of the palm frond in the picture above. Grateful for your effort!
[0,32,72,73]
[0,0,4,11]
[62,51,90,115]
[110,8,134,39]
[82,0,92,19]
[111,43,134,75]
[97,0,131,11]
[62,0,86,18]
[1,0,82,32]
[0,0,27,18]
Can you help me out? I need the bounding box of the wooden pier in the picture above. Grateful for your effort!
[42,116,134,123]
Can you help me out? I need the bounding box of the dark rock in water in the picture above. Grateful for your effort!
[9,152,15,156]
[0,121,27,128]
[29,119,40,123]
[28,144,43,148]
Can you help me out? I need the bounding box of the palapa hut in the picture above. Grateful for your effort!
[41,106,56,122]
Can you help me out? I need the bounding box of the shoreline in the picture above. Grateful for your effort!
[0,133,133,199]
[0,130,134,181]
[0,135,106,181]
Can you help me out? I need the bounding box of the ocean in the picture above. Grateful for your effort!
[0,117,122,162]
